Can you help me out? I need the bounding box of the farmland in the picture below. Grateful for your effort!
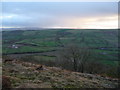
[2,29,119,67]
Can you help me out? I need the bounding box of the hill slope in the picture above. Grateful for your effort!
[2,59,118,88]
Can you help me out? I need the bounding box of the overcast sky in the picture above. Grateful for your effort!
[1,2,118,29]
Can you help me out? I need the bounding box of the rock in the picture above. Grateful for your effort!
[36,65,43,71]
[4,59,13,63]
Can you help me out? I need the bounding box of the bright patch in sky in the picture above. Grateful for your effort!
[1,2,118,29]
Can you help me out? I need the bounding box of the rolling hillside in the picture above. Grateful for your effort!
[2,59,119,88]
[2,29,119,67]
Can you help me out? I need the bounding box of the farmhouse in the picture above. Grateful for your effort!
[11,44,18,49]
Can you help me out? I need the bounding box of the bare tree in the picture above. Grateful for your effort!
[77,47,90,73]
[57,44,91,72]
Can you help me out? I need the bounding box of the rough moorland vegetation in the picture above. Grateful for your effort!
[2,59,119,88]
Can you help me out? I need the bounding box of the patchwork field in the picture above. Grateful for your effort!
[2,29,119,71]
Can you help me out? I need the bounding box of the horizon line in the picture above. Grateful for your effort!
[1,27,119,30]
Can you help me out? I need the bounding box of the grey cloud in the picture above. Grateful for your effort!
[2,2,118,28]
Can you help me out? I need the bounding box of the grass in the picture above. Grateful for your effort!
[3,59,118,88]
[2,29,119,66]
[3,46,56,54]
[33,55,56,61]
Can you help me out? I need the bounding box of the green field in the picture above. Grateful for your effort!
[2,29,119,66]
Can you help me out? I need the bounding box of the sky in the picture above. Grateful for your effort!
[1,2,118,29]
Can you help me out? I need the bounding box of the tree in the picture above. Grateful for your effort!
[57,44,91,72]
